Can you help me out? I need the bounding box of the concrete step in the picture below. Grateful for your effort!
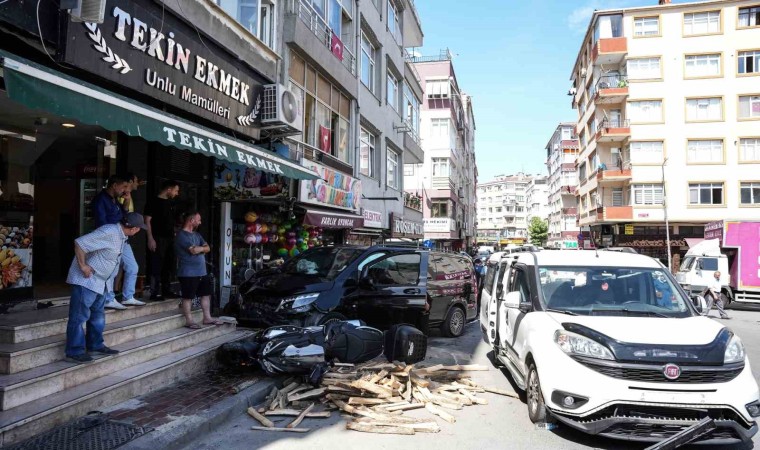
[0,328,251,446]
[0,317,231,411]
[0,299,179,345]
[0,307,197,374]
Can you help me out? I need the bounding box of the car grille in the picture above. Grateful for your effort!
[604,422,739,441]
[576,358,743,384]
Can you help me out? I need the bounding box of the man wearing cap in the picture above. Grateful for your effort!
[65,213,148,363]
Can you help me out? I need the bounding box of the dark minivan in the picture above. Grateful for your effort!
[233,245,477,337]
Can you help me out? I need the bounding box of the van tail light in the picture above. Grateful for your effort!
[424,295,431,312]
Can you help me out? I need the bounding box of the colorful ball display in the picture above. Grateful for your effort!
[277,248,288,256]
[244,233,256,245]
[246,224,256,234]
[244,212,258,223]
[289,248,300,257]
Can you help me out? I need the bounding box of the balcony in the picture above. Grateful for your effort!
[595,119,630,143]
[596,163,632,185]
[596,205,633,222]
[561,207,578,215]
[431,176,455,190]
[560,185,577,195]
[594,75,628,105]
[403,191,423,212]
[592,37,627,66]
[284,139,353,174]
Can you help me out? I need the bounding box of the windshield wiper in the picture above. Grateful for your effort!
[621,309,669,318]
[545,308,578,316]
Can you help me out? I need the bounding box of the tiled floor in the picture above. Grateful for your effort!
[107,369,260,428]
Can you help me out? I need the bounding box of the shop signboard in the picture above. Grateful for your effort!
[303,210,362,229]
[624,224,634,235]
[299,159,361,211]
[61,0,268,139]
[362,209,382,228]
[704,220,724,242]
[213,162,290,201]
[390,214,424,239]
[424,218,454,233]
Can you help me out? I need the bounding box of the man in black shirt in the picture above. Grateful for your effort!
[144,180,180,300]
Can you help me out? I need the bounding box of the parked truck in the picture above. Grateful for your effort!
[676,221,760,304]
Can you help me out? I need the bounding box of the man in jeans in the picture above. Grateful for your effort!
[704,270,730,319]
[65,213,148,363]
[144,180,180,300]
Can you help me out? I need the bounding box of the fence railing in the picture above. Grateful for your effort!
[598,118,630,129]
[290,0,356,76]
[595,74,628,91]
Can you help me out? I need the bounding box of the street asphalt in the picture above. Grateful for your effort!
[186,308,760,450]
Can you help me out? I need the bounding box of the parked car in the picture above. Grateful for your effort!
[235,245,477,337]
[479,249,760,445]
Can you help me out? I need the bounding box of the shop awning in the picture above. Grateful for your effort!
[685,238,705,248]
[303,207,363,229]
[0,52,319,181]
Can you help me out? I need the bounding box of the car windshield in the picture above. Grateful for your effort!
[539,266,694,318]
[679,256,695,271]
[282,247,364,280]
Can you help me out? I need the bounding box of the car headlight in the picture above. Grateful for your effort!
[725,334,746,364]
[277,293,320,313]
[554,330,614,361]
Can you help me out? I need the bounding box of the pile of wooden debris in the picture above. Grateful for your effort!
[246,361,518,435]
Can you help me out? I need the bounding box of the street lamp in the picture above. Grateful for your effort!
[661,158,672,272]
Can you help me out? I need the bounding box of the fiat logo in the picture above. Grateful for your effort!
[663,363,681,380]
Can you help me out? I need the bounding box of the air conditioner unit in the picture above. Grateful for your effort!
[261,84,303,135]
[580,67,587,78]
[69,0,106,23]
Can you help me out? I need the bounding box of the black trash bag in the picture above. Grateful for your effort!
[323,322,384,364]
[384,323,427,364]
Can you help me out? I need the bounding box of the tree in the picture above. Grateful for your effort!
[528,217,549,247]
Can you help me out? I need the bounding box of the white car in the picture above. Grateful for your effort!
[479,249,760,445]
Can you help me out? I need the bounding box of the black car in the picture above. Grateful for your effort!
[233,245,477,337]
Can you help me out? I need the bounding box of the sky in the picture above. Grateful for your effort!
[413,0,693,183]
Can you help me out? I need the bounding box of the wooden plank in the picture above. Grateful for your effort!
[369,369,389,384]
[409,372,430,388]
[385,403,425,412]
[414,364,444,375]
[439,390,472,406]
[458,379,481,388]
[346,422,414,435]
[287,403,315,428]
[267,389,281,411]
[459,389,488,405]
[280,382,302,395]
[354,420,440,433]
[323,372,359,379]
[402,379,412,402]
[288,388,327,402]
[348,397,391,406]
[482,386,520,399]
[265,409,331,418]
[441,364,488,371]
[425,403,456,424]
[351,380,393,398]
[251,426,310,433]
[247,407,275,428]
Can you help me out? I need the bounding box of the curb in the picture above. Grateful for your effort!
[120,376,282,450]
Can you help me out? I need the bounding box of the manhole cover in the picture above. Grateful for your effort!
[6,412,153,450]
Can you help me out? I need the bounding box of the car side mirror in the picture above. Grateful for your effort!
[359,277,374,290]
[519,301,533,314]
[504,291,521,308]
[696,260,703,270]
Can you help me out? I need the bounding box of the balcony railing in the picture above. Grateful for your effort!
[598,118,630,129]
[403,191,423,212]
[290,0,356,75]
[595,74,628,91]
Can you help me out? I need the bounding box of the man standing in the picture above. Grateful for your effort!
[704,270,730,319]
[175,211,222,328]
[92,176,144,309]
[65,213,148,363]
[144,180,180,300]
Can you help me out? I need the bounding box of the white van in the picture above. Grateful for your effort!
[479,249,759,445]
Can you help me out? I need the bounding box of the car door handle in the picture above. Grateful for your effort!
[404,288,421,295]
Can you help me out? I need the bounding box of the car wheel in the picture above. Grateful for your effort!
[305,312,346,327]
[527,363,547,423]
[441,306,466,338]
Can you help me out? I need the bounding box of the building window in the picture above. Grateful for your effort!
[685,54,721,78]
[403,164,414,176]
[360,32,376,92]
[386,71,399,111]
[217,0,276,48]
[740,138,760,161]
[432,158,450,177]
[683,11,721,36]
[739,6,760,27]
[387,149,399,189]
[689,182,723,205]
[629,141,664,164]
[738,50,760,75]
[741,182,760,204]
[687,140,723,163]
[686,97,722,121]
[387,0,402,43]
[628,100,663,123]
[430,118,449,139]
[627,57,661,80]
[632,183,663,205]
[634,17,659,36]
[403,82,420,138]
[425,80,450,99]
[594,14,623,41]
[360,127,375,177]
[739,95,760,119]
[431,200,449,218]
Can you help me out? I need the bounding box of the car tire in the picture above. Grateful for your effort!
[305,312,346,327]
[527,362,547,423]
[441,306,466,338]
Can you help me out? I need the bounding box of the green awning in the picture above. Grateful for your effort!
[0,51,319,181]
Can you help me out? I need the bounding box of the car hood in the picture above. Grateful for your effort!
[247,273,333,301]
[548,313,724,346]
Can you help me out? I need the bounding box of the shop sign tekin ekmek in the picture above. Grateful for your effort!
[61,0,267,139]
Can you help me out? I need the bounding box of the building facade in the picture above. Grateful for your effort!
[545,123,580,249]
[526,175,550,224]
[475,173,535,247]
[404,51,477,251]
[570,0,760,264]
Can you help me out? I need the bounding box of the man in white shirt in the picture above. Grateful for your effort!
[703,271,729,319]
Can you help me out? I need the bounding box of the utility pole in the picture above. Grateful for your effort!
[661,158,672,272]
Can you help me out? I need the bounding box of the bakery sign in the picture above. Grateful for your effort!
[61,0,267,138]
[390,214,424,239]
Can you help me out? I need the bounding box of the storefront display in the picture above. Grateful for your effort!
[213,162,290,201]
[299,159,361,212]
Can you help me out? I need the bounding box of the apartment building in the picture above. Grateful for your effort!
[545,123,581,249]
[570,0,760,263]
[526,175,550,224]
[475,173,533,247]
[404,51,477,251]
